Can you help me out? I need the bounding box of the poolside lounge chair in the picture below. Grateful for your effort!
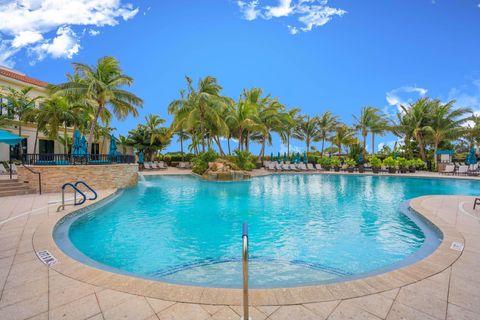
[281,163,291,171]
[267,163,275,171]
[150,162,160,169]
[157,161,167,169]
[457,165,468,175]
[144,162,153,170]
[0,163,8,175]
[442,164,455,175]
[306,163,316,171]
[298,163,307,171]
[274,162,283,171]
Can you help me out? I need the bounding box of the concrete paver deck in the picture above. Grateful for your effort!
[0,172,479,320]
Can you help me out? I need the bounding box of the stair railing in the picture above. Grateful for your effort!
[21,164,42,194]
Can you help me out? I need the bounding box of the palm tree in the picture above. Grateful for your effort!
[116,134,130,154]
[279,108,301,157]
[370,113,390,155]
[174,129,190,161]
[331,125,356,155]
[353,106,386,158]
[55,56,143,151]
[424,100,472,166]
[168,76,229,153]
[317,111,339,157]
[293,115,320,152]
[252,99,285,158]
[40,96,77,153]
[1,86,41,155]
[398,98,432,161]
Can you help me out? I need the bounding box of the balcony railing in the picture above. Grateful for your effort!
[22,153,136,166]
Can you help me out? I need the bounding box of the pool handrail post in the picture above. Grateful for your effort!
[242,222,249,320]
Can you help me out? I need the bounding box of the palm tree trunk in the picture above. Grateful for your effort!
[64,124,68,154]
[321,138,325,157]
[417,134,426,161]
[227,136,231,155]
[213,136,225,156]
[245,131,249,152]
[88,106,102,154]
[371,133,375,155]
[287,135,290,157]
[363,134,367,158]
[238,129,242,152]
[180,136,184,161]
[338,143,341,156]
[33,128,39,154]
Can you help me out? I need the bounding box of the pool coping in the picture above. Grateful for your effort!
[32,187,466,306]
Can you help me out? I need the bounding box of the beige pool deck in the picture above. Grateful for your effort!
[0,171,479,319]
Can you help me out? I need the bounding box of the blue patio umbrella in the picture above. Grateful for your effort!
[0,129,24,179]
[303,152,308,164]
[296,152,301,164]
[270,152,274,162]
[72,130,83,157]
[277,152,281,163]
[283,152,287,162]
[358,152,363,165]
[109,134,118,156]
[80,136,88,156]
[138,151,144,164]
[466,149,477,165]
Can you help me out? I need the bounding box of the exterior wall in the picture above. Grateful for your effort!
[17,164,138,193]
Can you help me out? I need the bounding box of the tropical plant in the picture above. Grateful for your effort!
[116,134,130,154]
[192,150,219,175]
[383,156,397,169]
[55,56,143,150]
[330,124,356,155]
[233,150,256,171]
[345,158,356,167]
[330,156,341,168]
[127,115,171,160]
[317,156,332,170]
[369,156,382,169]
[293,115,321,152]
[317,111,339,157]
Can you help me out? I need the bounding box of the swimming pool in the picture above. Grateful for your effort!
[54,174,478,288]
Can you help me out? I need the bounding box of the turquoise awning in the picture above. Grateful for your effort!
[436,150,454,155]
[0,129,23,145]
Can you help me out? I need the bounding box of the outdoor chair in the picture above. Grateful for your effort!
[178,162,186,169]
[306,163,316,171]
[143,162,152,170]
[158,161,168,169]
[298,163,307,171]
[441,164,455,175]
[0,163,8,175]
[267,163,275,171]
[457,165,468,175]
[281,163,291,171]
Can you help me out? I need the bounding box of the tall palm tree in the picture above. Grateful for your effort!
[399,98,431,161]
[424,100,472,165]
[168,76,229,153]
[174,129,190,161]
[293,115,321,152]
[116,134,130,154]
[279,108,301,157]
[331,125,356,155]
[370,113,390,155]
[317,111,339,157]
[252,99,285,158]
[353,106,386,158]
[1,86,41,155]
[40,96,77,153]
[55,56,143,151]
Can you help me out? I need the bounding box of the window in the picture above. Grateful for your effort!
[10,138,27,160]
[39,139,54,154]
[91,143,100,155]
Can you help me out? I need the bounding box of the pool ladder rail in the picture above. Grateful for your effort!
[242,222,251,320]
[57,181,97,212]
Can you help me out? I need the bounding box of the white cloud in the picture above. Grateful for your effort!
[448,79,480,129]
[238,0,261,21]
[0,0,139,66]
[237,0,346,34]
[31,26,80,61]
[385,86,428,110]
[89,29,100,36]
[279,143,302,154]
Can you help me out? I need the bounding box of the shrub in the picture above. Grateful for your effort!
[415,158,425,169]
[383,156,397,168]
[192,150,219,175]
[318,157,331,166]
[397,157,408,168]
[330,156,341,167]
[345,158,356,167]
[234,150,256,171]
[369,156,382,168]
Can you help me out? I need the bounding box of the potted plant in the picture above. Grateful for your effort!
[383,156,397,174]
[331,156,341,172]
[345,158,356,173]
[318,157,332,171]
[369,156,382,173]
[407,159,416,173]
[415,159,425,171]
[397,157,408,173]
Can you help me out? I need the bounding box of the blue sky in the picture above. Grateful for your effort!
[1,0,480,154]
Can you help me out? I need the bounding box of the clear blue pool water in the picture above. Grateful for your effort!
[54,174,479,288]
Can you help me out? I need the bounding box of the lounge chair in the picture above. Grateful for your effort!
[442,164,455,175]
[306,163,316,171]
[8,163,18,174]
[156,161,166,169]
[267,163,275,171]
[274,162,283,171]
[144,162,152,170]
[177,162,185,169]
[0,163,8,175]
[457,165,468,175]
[298,163,307,171]
[281,163,291,171]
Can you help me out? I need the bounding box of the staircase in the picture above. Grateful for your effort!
[0,179,35,197]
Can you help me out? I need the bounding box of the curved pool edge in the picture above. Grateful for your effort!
[32,189,465,306]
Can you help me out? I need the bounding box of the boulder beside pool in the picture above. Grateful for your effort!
[202,159,251,181]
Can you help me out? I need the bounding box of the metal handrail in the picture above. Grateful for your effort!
[242,222,249,320]
[74,181,98,200]
[57,183,86,212]
[21,164,42,194]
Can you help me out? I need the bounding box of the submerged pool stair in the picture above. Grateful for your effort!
[57,181,97,211]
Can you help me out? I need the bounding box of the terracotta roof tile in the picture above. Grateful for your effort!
[0,68,49,88]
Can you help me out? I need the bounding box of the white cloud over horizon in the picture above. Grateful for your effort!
[0,0,139,67]
[383,85,428,119]
[237,0,346,34]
